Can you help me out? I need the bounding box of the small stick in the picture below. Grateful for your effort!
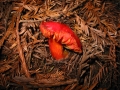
[29,79,78,88]
[15,7,30,78]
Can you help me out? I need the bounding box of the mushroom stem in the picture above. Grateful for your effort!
[49,38,68,60]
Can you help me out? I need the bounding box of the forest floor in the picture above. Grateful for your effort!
[0,0,120,90]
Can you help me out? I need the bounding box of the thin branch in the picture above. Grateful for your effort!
[29,79,78,88]
[19,20,42,23]
[0,14,16,48]
[15,7,30,78]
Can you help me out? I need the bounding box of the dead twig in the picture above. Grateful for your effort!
[29,79,78,88]
[15,6,30,78]
[0,14,16,48]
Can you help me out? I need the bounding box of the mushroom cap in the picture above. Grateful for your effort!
[40,21,82,53]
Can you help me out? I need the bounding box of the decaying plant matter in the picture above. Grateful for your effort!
[0,0,120,90]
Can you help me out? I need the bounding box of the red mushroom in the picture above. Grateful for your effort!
[40,21,82,60]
